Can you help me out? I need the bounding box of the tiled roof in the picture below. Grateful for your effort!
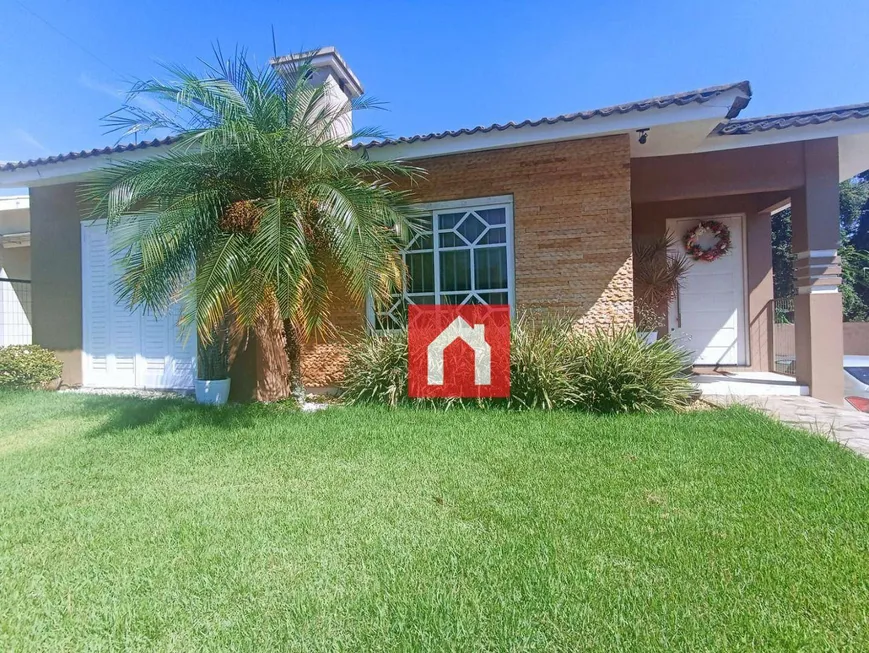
[716,102,869,135]
[352,81,752,150]
[0,136,179,172]
[0,81,752,172]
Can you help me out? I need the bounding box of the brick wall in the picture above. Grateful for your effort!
[301,281,364,388]
[302,134,634,387]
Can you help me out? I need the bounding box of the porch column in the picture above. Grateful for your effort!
[791,138,844,404]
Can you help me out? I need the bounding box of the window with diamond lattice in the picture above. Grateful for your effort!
[373,199,514,330]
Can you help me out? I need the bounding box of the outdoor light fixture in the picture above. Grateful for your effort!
[637,128,649,144]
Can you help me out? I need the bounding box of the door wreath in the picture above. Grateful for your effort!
[683,220,732,262]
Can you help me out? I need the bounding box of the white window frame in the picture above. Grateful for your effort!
[367,194,516,329]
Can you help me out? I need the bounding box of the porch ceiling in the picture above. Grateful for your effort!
[631,142,806,204]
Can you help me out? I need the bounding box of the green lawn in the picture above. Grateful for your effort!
[1,391,868,651]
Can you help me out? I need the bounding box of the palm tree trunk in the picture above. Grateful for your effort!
[283,319,305,401]
[253,296,292,402]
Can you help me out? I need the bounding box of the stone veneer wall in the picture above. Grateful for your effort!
[301,134,634,387]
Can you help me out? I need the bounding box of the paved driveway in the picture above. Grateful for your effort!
[708,395,869,457]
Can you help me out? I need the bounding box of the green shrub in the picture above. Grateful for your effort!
[508,312,579,410]
[342,329,410,407]
[342,314,695,413]
[569,327,694,413]
[0,345,63,389]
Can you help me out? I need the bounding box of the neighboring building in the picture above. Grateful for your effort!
[1,48,867,403]
[0,195,31,346]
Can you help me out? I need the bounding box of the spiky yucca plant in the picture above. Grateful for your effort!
[82,48,423,401]
[342,314,694,413]
[632,233,691,330]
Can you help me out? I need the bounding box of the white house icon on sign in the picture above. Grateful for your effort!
[427,316,491,386]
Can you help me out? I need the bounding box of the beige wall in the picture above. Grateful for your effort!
[845,323,869,356]
[0,206,30,236]
[777,322,869,357]
[0,245,30,280]
[29,183,83,385]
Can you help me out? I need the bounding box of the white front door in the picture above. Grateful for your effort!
[667,215,746,366]
[81,221,196,389]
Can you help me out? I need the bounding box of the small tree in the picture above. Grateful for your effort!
[82,48,423,401]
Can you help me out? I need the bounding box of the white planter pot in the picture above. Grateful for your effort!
[639,331,659,345]
[195,378,231,405]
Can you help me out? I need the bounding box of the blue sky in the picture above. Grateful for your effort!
[2,0,869,176]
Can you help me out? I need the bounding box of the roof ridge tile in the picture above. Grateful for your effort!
[716,103,869,135]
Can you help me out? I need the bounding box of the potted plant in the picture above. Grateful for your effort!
[195,322,231,405]
[632,233,691,344]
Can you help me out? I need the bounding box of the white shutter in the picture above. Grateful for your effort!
[106,233,139,387]
[139,310,169,387]
[167,302,197,389]
[81,225,112,386]
[81,221,196,389]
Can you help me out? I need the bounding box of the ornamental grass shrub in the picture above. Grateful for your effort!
[506,312,580,410]
[0,345,63,389]
[341,329,410,408]
[341,314,694,413]
[569,328,694,413]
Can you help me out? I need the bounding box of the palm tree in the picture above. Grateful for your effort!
[82,48,423,401]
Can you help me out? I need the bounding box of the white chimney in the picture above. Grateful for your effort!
[270,46,364,141]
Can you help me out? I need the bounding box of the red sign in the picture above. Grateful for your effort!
[408,304,510,398]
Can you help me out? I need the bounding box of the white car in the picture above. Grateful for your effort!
[844,356,869,399]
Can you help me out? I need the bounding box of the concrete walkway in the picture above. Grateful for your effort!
[707,395,869,457]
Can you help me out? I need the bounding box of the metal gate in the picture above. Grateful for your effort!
[0,278,32,346]
[772,295,795,376]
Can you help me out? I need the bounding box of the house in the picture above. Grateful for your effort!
[0,195,31,346]
[1,47,867,404]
